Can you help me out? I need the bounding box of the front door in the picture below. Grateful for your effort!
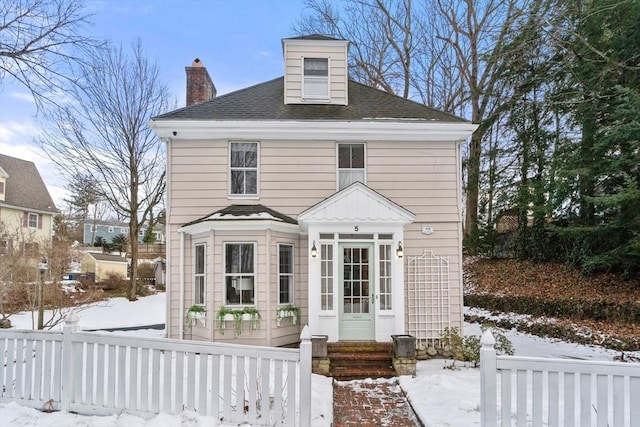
[339,244,374,340]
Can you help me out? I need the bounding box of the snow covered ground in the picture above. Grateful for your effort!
[1,293,637,426]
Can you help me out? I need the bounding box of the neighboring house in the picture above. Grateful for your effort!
[148,35,477,347]
[83,219,165,246]
[0,154,58,254]
[80,252,128,282]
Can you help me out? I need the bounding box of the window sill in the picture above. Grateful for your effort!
[301,97,331,103]
[227,195,260,200]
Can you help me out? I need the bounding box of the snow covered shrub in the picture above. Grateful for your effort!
[440,326,513,368]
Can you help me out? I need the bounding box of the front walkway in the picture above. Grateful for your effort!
[333,379,421,426]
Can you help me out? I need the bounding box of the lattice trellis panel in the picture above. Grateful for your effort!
[406,249,450,346]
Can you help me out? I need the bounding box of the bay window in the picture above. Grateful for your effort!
[224,243,256,305]
[278,244,294,305]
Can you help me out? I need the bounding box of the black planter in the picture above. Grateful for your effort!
[391,334,416,358]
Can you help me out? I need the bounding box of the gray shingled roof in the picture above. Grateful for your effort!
[153,78,466,122]
[183,204,298,228]
[0,154,57,213]
[283,34,344,41]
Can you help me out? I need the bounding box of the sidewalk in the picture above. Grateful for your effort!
[333,379,421,426]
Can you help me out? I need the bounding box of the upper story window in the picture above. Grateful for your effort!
[27,212,39,228]
[0,181,4,196]
[303,58,329,100]
[338,143,365,190]
[229,142,258,197]
[224,242,256,305]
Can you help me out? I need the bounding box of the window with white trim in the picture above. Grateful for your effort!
[303,58,329,100]
[224,243,255,305]
[338,143,365,190]
[278,244,294,305]
[379,243,392,310]
[229,142,258,196]
[320,243,334,310]
[194,244,206,305]
[28,213,38,228]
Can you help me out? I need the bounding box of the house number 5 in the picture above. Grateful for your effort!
[354,226,359,232]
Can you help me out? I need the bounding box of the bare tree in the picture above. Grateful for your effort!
[0,0,99,108]
[40,40,173,301]
[296,0,418,98]
[430,0,525,240]
[297,0,526,241]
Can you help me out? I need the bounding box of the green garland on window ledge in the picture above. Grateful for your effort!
[276,305,301,326]
[216,306,261,337]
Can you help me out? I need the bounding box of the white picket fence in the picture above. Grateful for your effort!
[480,330,640,427]
[0,313,312,426]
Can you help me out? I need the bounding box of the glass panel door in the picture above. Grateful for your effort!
[339,244,374,340]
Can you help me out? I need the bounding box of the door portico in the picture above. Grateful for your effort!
[298,182,416,342]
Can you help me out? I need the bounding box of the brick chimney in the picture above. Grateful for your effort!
[185,58,216,106]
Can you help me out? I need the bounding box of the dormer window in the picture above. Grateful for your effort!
[303,58,329,100]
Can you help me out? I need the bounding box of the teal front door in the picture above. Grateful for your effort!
[339,244,374,340]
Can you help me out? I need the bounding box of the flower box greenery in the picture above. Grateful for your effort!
[276,305,301,327]
[216,306,261,337]
[185,304,206,326]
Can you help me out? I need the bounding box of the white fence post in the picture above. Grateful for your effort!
[480,329,497,427]
[60,311,79,412]
[299,325,312,427]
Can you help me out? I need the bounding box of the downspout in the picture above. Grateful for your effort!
[179,230,185,339]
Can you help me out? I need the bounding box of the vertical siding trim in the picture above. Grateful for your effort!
[266,229,272,345]
[214,228,217,341]
[179,230,185,340]
[165,138,173,338]
[455,141,464,331]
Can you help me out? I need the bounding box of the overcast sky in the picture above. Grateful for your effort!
[0,0,311,208]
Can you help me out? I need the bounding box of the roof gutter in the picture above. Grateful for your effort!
[148,120,479,142]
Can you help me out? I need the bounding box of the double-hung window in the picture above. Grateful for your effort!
[338,143,365,190]
[28,213,38,228]
[229,142,258,196]
[224,243,255,305]
[194,244,205,305]
[278,244,294,305]
[303,58,329,100]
